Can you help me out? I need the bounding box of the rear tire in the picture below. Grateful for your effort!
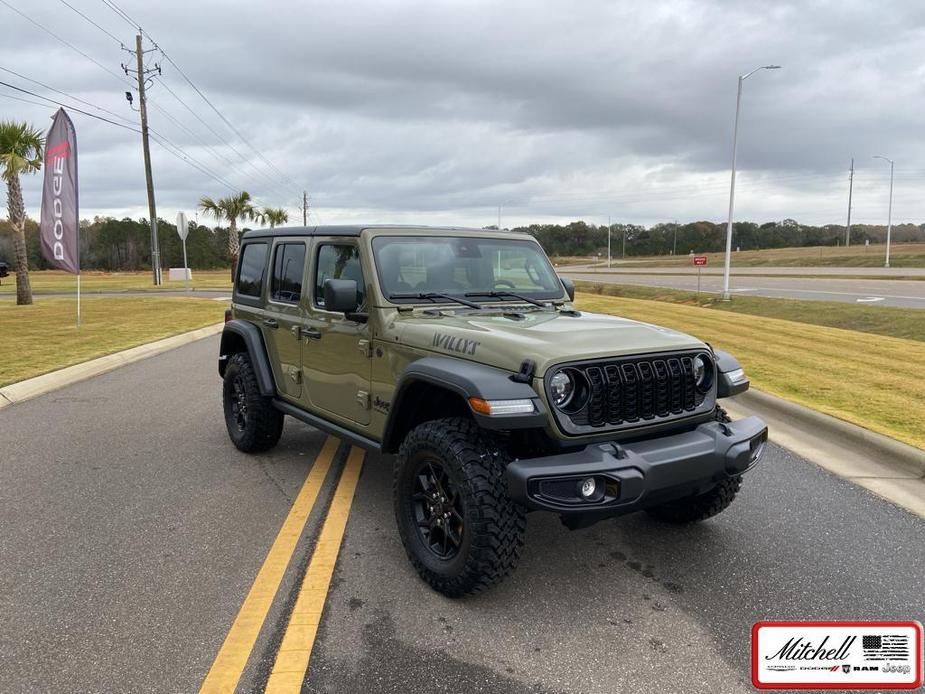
[223,352,284,453]
[393,417,526,597]
[645,406,740,524]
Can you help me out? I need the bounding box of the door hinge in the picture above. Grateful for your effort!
[289,366,302,384]
[357,339,372,358]
[356,390,370,410]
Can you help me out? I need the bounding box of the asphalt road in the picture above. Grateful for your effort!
[561,269,925,308]
[1,336,923,693]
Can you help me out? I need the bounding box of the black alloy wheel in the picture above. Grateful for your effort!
[412,459,465,559]
[229,374,248,431]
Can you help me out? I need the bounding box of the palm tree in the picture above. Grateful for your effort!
[0,121,44,305]
[258,207,289,229]
[198,191,256,278]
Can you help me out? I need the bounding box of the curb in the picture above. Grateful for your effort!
[0,323,223,410]
[728,388,925,479]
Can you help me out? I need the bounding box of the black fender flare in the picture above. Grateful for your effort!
[381,356,547,453]
[218,320,276,397]
[713,349,750,398]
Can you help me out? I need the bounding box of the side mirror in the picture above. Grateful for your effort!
[323,278,359,313]
[560,276,575,302]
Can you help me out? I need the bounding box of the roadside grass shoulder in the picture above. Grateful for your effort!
[575,292,925,450]
[0,296,225,386]
[0,269,233,293]
[575,281,925,343]
[613,242,925,268]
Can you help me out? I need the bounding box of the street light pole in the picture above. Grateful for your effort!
[497,199,512,230]
[845,158,854,247]
[721,64,781,300]
[873,155,894,268]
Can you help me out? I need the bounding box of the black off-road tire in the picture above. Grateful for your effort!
[645,405,740,524]
[394,417,526,597]
[222,352,284,453]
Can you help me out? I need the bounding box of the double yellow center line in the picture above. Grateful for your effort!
[199,436,364,694]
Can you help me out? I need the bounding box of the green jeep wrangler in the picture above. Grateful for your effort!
[219,225,767,596]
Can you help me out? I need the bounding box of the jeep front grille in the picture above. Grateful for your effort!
[547,352,714,436]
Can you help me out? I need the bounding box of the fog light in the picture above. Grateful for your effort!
[579,477,597,498]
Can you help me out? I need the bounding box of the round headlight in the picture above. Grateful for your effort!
[549,370,574,408]
[693,354,712,391]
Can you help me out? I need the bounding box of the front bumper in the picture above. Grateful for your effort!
[506,416,768,515]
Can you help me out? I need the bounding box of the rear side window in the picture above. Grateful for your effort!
[270,242,306,303]
[236,243,268,297]
[314,244,366,309]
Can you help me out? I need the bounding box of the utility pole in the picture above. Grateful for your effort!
[607,215,611,268]
[124,34,162,285]
[845,158,854,247]
[302,191,308,226]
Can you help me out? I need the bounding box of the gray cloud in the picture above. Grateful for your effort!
[2,0,924,228]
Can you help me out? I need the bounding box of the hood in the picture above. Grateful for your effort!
[384,306,706,375]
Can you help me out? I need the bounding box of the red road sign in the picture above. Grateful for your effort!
[692,256,708,266]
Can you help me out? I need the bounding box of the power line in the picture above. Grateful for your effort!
[0,79,141,132]
[139,30,303,198]
[151,74,290,192]
[148,130,238,192]
[95,0,305,200]
[55,0,122,44]
[0,90,56,108]
[0,75,244,195]
[0,0,130,86]
[152,42,299,189]
[0,65,136,126]
[98,0,138,30]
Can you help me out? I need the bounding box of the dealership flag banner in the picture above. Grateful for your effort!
[40,108,80,326]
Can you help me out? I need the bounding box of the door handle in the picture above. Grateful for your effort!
[262,318,279,329]
[299,326,322,340]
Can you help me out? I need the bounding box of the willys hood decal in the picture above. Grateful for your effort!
[385,308,706,375]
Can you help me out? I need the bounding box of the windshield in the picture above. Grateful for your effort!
[372,236,565,303]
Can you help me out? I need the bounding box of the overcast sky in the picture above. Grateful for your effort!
[2,0,924,228]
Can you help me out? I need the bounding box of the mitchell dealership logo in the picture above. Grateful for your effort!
[764,635,856,662]
[46,140,71,261]
[752,621,923,689]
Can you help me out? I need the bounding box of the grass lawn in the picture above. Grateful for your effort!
[576,281,925,343]
[0,296,225,387]
[610,242,925,268]
[0,269,233,293]
[575,292,925,450]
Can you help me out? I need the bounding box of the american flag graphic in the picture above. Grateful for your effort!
[862,634,909,660]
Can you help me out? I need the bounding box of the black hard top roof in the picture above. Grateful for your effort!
[241,224,508,239]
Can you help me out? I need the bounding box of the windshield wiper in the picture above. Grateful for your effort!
[388,292,484,310]
[465,291,550,308]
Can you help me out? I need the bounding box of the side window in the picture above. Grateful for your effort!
[314,244,366,309]
[236,242,268,297]
[270,242,306,303]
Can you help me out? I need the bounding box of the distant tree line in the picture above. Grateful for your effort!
[510,219,925,258]
[0,216,236,271]
[2,215,925,272]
